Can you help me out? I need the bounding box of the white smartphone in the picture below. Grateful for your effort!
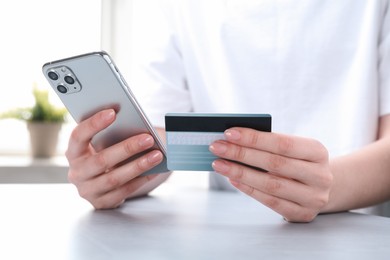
[42,51,168,175]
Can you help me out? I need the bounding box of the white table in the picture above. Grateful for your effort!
[0,183,389,260]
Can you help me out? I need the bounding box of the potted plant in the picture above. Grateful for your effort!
[0,87,67,158]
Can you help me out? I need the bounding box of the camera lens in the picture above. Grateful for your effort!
[64,75,75,84]
[57,84,68,94]
[48,71,59,81]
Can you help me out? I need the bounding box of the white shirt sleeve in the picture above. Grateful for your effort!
[379,1,390,116]
[130,0,192,128]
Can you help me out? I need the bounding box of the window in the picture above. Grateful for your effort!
[0,0,102,155]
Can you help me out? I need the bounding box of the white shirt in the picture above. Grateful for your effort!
[130,0,390,191]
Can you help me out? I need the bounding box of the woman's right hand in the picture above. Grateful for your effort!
[66,109,165,209]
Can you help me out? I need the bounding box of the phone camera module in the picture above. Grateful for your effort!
[64,75,75,85]
[47,66,81,94]
[48,71,59,81]
[57,84,68,94]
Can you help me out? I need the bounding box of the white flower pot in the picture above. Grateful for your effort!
[27,122,62,158]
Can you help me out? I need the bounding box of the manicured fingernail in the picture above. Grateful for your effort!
[212,160,230,172]
[102,109,115,121]
[139,135,154,147]
[209,142,227,155]
[225,129,241,140]
[148,150,163,163]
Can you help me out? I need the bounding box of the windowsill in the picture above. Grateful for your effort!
[0,155,69,183]
[0,155,210,187]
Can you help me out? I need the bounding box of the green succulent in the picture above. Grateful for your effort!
[0,87,67,123]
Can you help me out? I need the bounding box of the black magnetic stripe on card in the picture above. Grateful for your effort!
[165,114,272,132]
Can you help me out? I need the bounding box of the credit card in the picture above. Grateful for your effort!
[165,113,272,171]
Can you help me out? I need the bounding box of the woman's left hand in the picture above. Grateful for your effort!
[209,127,333,223]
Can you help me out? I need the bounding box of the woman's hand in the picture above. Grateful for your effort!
[66,109,165,209]
[210,127,333,223]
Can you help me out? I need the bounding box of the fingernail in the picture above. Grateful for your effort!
[225,129,241,140]
[212,160,230,173]
[102,109,115,121]
[148,150,163,163]
[209,142,227,155]
[139,135,154,147]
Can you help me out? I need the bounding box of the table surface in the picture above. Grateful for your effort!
[0,183,389,260]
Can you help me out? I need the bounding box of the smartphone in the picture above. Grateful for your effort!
[42,51,168,175]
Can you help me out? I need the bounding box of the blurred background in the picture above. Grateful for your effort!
[0,0,127,155]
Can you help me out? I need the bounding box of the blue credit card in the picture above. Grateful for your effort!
[165,113,272,171]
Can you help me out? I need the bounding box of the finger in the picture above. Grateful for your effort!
[230,180,319,223]
[69,133,158,182]
[210,140,324,186]
[66,109,116,160]
[84,174,159,209]
[212,159,326,208]
[88,149,163,196]
[224,128,328,162]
